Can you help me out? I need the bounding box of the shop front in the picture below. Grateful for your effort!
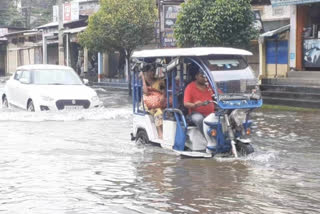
[298,3,320,70]
[272,0,320,71]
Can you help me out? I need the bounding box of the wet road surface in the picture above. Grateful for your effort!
[0,86,319,214]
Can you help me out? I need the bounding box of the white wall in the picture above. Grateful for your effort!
[253,5,290,21]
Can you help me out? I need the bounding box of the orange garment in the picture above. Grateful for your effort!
[184,81,215,116]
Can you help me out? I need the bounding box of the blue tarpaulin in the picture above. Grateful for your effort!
[266,41,288,64]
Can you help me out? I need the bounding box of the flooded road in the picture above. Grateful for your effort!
[0,87,319,214]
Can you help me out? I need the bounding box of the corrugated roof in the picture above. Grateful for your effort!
[3,29,38,37]
[260,24,290,38]
[36,19,86,29]
[64,26,87,34]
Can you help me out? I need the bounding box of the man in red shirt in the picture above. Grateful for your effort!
[184,69,215,135]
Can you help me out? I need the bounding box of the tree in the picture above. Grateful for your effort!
[0,1,25,28]
[0,0,57,28]
[79,0,157,94]
[174,0,258,49]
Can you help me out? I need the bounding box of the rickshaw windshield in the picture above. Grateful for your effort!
[202,55,259,97]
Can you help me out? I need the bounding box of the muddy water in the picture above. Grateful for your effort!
[0,87,319,214]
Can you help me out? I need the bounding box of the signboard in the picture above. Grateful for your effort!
[161,5,181,48]
[64,3,72,21]
[303,39,320,68]
[53,2,79,22]
[53,5,58,22]
[79,1,100,16]
[162,30,176,47]
[271,0,320,7]
[0,28,8,37]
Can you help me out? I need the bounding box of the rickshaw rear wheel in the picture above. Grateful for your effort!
[136,129,149,144]
[236,141,254,156]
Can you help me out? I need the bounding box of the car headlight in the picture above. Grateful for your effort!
[91,95,99,102]
[41,96,54,102]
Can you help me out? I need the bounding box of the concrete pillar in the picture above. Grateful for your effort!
[84,48,89,73]
[289,5,297,69]
[258,37,264,81]
[98,52,103,82]
[58,0,64,65]
[66,33,70,67]
[259,38,267,79]
[125,57,129,82]
[103,52,109,78]
[42,33,47,64]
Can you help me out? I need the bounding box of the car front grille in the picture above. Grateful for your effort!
[56,99,91,110]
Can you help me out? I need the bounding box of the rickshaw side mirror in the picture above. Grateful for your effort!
[165,58,180,73]
[140,62,145,70]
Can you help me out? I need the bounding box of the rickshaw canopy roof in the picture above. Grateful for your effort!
[132,47,252,58]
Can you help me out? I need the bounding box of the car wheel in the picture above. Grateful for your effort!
[2,96,8,108]
[27,100,35,112]
[135,129,149,144]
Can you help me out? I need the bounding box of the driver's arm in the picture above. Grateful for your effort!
[184,101,206,109]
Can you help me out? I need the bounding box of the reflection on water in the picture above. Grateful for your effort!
[0,88,319,213]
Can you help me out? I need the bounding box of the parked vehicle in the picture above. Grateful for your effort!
[1,64,102,111]
[130,47,263,158]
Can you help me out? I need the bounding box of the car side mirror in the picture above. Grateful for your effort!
[83,78,89,85]
[19,78,30,84]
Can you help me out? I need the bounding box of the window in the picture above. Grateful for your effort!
[14,70,23,80]
[203,55,248,71]
[20,71,31,83]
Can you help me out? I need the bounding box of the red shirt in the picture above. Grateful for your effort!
[184,81,215,116]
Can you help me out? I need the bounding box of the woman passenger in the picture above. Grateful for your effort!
[141,64,166,139]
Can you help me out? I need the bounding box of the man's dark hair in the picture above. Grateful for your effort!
[188,63,202,80]
[143,63,154,72]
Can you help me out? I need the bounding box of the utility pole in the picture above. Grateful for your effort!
[58,0,65,65]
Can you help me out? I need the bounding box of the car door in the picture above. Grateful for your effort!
[5,70,23,107]
[15,70,32,109]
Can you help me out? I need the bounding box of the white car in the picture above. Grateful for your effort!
[1,64,102,111]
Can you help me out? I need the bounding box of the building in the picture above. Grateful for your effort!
[259,0,320,108]
[0,0,101,77]
[251,0,291,78]
[0,26,28,75]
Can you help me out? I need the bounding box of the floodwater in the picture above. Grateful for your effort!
[0,86,319,214]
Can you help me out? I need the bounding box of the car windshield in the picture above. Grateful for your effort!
[32,69,83,85]
[202,55,259,97]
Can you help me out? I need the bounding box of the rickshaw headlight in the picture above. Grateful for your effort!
[230,109,247,127]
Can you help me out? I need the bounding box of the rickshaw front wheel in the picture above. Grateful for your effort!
[236,141,254,156]
[136,129,149,144]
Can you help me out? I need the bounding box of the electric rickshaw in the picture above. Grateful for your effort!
[130,47,262,158]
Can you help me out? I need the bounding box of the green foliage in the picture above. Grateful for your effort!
[174,0,258,49]
[29,0,57,28]
[0,2,25,27]
[0,0,57,28]
[79,0,157,57]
